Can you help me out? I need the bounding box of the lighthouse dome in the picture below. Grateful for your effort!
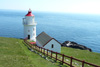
[23,9,36,25]
[26,9,34,16]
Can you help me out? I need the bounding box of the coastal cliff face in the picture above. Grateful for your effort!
[62,41,92,52]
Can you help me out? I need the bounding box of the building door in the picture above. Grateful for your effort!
[28,35,30,39]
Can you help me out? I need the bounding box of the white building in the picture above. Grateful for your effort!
[23,9,37,41]
[36,32,61,53]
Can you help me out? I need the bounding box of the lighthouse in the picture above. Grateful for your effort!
[23,9,37,41]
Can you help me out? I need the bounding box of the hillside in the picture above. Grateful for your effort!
[0,37,100,67]
[0,37,57,67]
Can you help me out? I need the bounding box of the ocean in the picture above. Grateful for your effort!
[0,10,100,53]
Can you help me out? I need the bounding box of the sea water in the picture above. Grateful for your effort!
[0,10,100,53]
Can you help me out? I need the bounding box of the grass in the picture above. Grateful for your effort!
[25,39,100,67]
[0,37,58,67]
[27,39,35,42]
[61,47,100,66]
[0,37,100,67]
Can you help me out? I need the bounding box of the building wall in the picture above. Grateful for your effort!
[24,25,36,41]
[44,39,61,53]
[23,16,37,41]
[23,16,35,25]
[36,40,42,47]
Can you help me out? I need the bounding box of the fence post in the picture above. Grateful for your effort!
[41,47,42,53]
[51,51,52,58]
[30,44,32,48]
[70,56,73,67]
[32,45,34,49]
[56,52,57,62]
[37,46,39,51]
[39,47,40,51]
[82,60,85,67]
[39,47,41,52]
[62,54,64,65]
[35,45,36,50]
[36,46,38,50]
[30,45,32,48]
[47,49,48,56]
[44,48,45,55]
[36,46,37,50]
[42,48,44,54]
[34,45,35,49]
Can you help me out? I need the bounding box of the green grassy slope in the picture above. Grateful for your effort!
[0,37,57,67]
[61,47,100,66]
[0,37,100,67]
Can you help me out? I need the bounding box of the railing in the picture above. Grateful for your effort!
[24,39,100,67]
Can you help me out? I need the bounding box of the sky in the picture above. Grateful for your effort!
[0,0,100,14]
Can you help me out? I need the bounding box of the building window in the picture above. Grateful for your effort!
[51,44,54,48]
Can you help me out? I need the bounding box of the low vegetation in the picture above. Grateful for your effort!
[0,37,100,67]
[61,47,100,66]
[27,39,34,42]
[25,39,100,67]
[0,37,57,67]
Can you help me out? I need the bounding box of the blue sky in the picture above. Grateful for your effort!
[0,0,100,14]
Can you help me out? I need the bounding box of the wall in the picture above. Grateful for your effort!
[23,15,37,41]
[44,39,61,53]
[36,40,42,47]
[24,25,36,41]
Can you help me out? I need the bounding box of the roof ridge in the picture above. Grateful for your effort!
[37,31,62,47]
[37,31,52,38]
[36,31,52,46]
[43,38,62,47]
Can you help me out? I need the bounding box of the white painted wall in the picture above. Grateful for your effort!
[36,40,42,47]
[44,39,61,53]
[24,25,36,41]
[25,16,35,24]
[23,16,36,25]
[23,16,37,41]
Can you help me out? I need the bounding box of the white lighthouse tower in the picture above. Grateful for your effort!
[23,9,37,41]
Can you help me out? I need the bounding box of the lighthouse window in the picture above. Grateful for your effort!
[51,44,54,48]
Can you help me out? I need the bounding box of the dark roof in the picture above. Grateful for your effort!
[36,32,52,46]
[36,32,61,47]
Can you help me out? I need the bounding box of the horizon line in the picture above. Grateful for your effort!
[0,9,100,15]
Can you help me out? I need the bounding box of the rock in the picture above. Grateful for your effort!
[62,41,92,52]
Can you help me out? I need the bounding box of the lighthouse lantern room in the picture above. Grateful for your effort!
[23,9,37,41]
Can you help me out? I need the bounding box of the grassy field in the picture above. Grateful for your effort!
[24,39,100,67]
[61,47,100,66]
[0,37,58,67]
[0,37,100,67]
